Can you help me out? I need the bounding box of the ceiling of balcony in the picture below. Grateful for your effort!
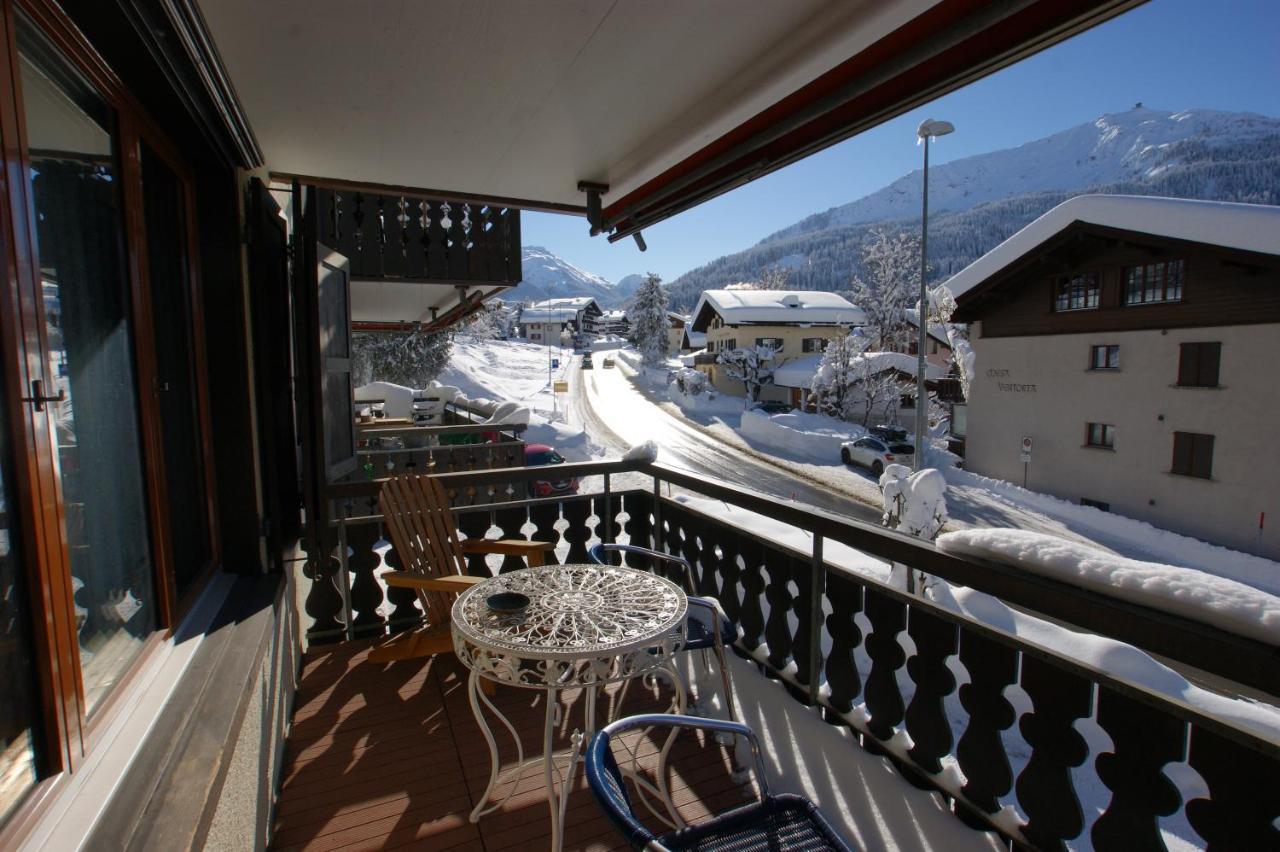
[195,0,932,209]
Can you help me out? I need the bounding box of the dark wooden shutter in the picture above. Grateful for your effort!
[1193,433,1215,479]
[247,178,301,567]
[1172,432,1192,476]
[1198,343,1221,388]
[1177,344,1198,387]
[317,247,356,482]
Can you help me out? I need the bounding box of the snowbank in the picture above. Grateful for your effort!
[667,381,742,416]
[937,528,1280,644]
[739,408,865,464]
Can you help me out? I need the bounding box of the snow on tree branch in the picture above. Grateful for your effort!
[352,329,452,388]
[717,345,778,402]
[629,272,671,368]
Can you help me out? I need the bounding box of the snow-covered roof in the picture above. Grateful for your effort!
[947,195,1280,300]
[691,289,866,331]
[903,308,951,347]
[532,296,599,312]
[682,328,707,349]
[518,308,579,323]
[772,355,824,388]
[772,351,946,389]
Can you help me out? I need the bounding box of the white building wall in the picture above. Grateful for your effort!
[964,322,1280,559]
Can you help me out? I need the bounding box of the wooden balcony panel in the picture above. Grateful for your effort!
[272,637,746,851]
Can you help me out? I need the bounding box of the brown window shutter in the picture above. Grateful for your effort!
[1177,344,1197,386]
[1199,343,1221,387]
[1172,432,1192,475]
[1194,434,1215,478]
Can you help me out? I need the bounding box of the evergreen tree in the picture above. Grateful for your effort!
[352,329,452,388]
[630,272,670,368]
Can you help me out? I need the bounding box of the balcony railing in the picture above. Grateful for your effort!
[303,459,1279,850]
[315,187,520,284]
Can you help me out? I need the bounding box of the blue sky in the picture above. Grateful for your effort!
[522,0,1280,284]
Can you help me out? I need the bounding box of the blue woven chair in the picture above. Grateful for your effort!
[589,543,737,720]
[585,714,854,851]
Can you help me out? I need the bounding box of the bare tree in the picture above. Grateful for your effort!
[809,329,870,418]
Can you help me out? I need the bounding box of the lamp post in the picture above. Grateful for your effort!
[914,118,953,471]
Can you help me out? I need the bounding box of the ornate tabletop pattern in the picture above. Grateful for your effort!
[452,564,687,687]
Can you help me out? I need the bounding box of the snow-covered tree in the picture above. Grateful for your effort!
[845,228,919,351]
[718,345,777,402]
[809,329,870,418]
[850,363,902,427]
[629,272,670,367]
[879,466,948,595]
[351,329,452,388]
[459,305,503,341]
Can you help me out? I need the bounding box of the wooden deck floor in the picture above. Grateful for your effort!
[272,638,748,851]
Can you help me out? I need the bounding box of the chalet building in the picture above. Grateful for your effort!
[887,308,953,370]
[689,290,866,402]
[0,4,1270,852]
[598,308,630,336]
[951,195,1280,560]
[516,296,601,341]
[667,311,689,353]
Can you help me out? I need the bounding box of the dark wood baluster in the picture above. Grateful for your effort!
[791,554,816,692]
[446,202,468,279]
[336,190,357,259]
[714,526,743,631]
[1091,686,1185,850]
[381,195,405,277]
[661,519,688,585]
[862,588,908,741]
[1016,656,1092,851]
[380,529,420,628]
[956,629,1018,817]
[455,510,492,576]
[316,187,336,245]
[403,198,426,277]
[762,552,798,673]
[356,192,381,277]
[493,505,530,573]
[904,608,959,774]
[735,540,767,653]
[822,571,863,716]
[561,497,592,563]
[502,207,521,282]
[346,520,387,633]
[529,501,561,563]
[302,546,344,638]
[622,491,651,550]
[1186,726,1279,849]
[468,204,490,280]
[425,200,447,278]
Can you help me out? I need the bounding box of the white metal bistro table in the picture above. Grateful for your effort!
[451,563,688,852]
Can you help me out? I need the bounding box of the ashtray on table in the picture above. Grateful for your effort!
[486,592,530,614]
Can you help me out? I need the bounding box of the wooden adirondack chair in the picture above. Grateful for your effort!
[369,473,555,664]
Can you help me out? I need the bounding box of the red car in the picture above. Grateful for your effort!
[525,444,579,497]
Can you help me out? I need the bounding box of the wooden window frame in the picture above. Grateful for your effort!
[1171,431,1214,479]
[1085,422,1115,449]
[1052,271,1100,312]
[0,0,221,829]
[1123,259,1185,306]
[801,337,824,353]
[1176,341,1221,388]
[1089,344,1119,370]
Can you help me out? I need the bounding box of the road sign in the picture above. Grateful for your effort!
[1020,452,1031,463]
[553,380,569,393]
[551,358,560,369]
[1020,436,1033,454]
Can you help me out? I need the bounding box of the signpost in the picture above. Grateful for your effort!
[1020,436,1032,487]
[552,380,569,393]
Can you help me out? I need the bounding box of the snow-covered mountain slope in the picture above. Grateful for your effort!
[612,273,647,299]
[506,246,619,305]
[667,106,1280,307]
[776,107,1280,238]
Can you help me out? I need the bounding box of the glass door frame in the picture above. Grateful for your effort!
[0,0,220,828]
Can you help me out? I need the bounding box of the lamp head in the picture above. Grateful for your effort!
[917,119,955,139]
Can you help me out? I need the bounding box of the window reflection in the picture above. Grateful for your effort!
[20,21,156,712]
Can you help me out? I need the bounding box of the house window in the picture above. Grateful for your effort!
[1172,432,1214,479]
[1124,259,1184,305]
[1089,345,1120,370]
[802,337,825,353]
[755,337,783,352]
[1080,498,1111,512]
[1086,423,1115,448]
[1177,342,1220,387]
[1053,272,1100,312]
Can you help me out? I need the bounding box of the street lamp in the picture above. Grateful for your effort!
[913,118,953,471]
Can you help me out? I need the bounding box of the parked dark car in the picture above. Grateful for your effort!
[525,443,579,497]
[869,424,910,444]
[752,401,793,415]
[603,357,616,369]
[582,353,593,369]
